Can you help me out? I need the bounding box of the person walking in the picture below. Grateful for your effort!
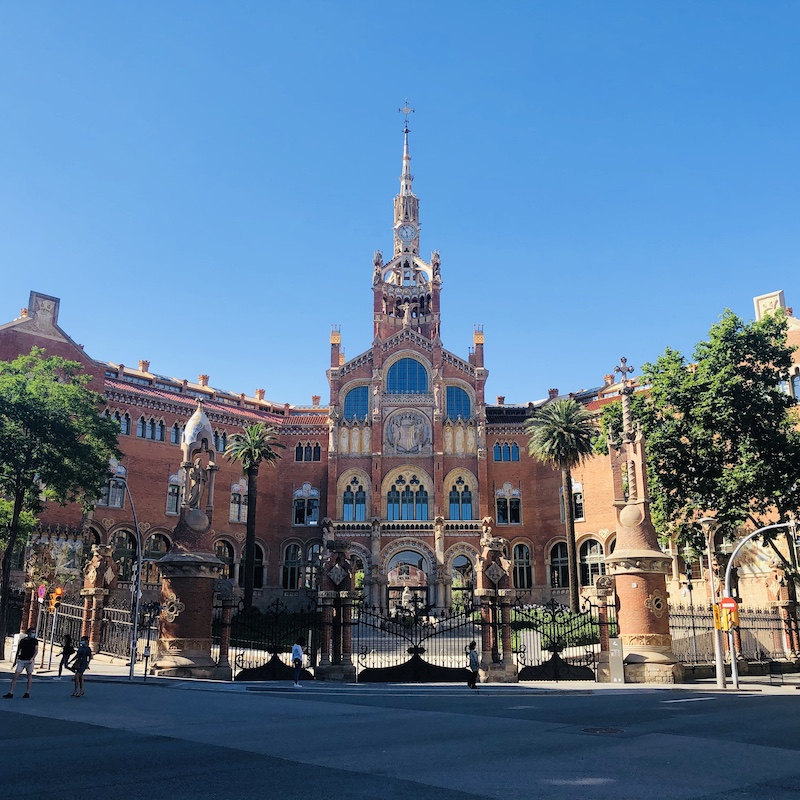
[467,640,480,689]
[58,634,76,678]
[3,627,39,699]
[72,636,92,697]
[291,637,304,688]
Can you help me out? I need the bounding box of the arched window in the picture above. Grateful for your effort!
[494,441,520,462]
[293,484,320,526]
[511,442,520,461]
[343,386,369,421]
[282,543,302,590]
[793,374,800,399]
[110,530,137,582]
[446,386,471,420]
[305,542,323,588]
[448,479,473,520]
[502,443,511,461]
[343,478,367,522]
[387,486,401,520]
[560,482,585,522]
[142,533,170,584]
[388,477,429,521]
[579,539,606,586]
[238,543,265,589]
[136,417,146,438]
[386,358,428,394]
[295,443,303,461]
[156,420,166,442]
[170,423,182,445]
[304,444,312,461]
[214,540,234,580]
[147,418,157,440]
[312,443,321,461]
[493,443,502,461]
[513,543,533,589]
[550,542,569,588]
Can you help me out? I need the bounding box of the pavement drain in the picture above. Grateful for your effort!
[582,727,624,735]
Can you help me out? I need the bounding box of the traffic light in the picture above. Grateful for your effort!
[49,587,63,612]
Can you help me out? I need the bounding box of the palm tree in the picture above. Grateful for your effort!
[225,423,284,610]
[525,398,596,612]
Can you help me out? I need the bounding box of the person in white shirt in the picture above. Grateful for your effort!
[291,638,304,687]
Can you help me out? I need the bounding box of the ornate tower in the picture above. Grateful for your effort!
[372,103,442,342]
[604,358,682,683]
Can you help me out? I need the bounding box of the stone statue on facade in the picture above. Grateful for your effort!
[186,457,207,509]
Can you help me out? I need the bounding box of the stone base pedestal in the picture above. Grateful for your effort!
[315,663,357,682]
[480,661,519,683]
[623,660,684,684]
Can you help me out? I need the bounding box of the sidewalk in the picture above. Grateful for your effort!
[3,648,798,695]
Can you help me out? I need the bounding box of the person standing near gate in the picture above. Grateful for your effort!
[291,637,304,688]
[467,641,480,689]
[3,627,38,699]
[72,636,92,697]
[58,634,76,678]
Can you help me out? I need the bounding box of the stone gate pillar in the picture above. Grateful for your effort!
[605,358,682,684]
[152,551,225,678]
[316,540,357,682]
[79,544,118,653]
[475,520,517,683]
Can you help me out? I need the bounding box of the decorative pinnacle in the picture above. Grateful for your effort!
[399,99,415,130]
[614,357,635,440]
[614,357,635,391]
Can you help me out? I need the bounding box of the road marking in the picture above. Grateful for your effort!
[661,697,715,703]
[507,705,539,709]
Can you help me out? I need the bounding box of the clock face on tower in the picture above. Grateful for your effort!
[397,224,417,242]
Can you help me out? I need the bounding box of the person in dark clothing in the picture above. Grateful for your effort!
[72,636,92,697]
[3,628,39,699]
[58,634,76,677]
[467,640,480,689]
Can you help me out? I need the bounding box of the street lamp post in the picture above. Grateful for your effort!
[683,546,699,665]
[723,520,796,690]
[699,517,726,689]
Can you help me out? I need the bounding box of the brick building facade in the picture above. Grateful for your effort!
[2,128,797,617]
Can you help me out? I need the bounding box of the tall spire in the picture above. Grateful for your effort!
[394,100,420,255]
[399,100,414,198]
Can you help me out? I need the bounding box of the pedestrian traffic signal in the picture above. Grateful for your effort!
[49,587,63,612]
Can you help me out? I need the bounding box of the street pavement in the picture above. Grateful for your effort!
[1,650,799,800]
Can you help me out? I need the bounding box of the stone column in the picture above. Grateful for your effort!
[79,544,118,653]
[475,525,518,683]
[152,551,225,679]
[594,575,615,682]
[605,358,682,684]
[315,541,357,682]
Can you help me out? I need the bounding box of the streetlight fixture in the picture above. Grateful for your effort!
[699,516,726,689]
[682,545,699,665]
[723,519,797,690]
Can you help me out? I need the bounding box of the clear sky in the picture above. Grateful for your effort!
[2,2,798,406]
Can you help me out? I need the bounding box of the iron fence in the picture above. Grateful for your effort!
[668,603,789,664]
[98,595,158,662]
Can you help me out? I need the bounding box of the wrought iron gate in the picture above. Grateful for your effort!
[222,598,322,681]
[513,599,616,681]
[353,602,479,682]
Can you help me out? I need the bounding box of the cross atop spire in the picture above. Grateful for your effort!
[398,98,415,131]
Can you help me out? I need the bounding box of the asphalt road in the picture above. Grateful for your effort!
[1,677,798,800]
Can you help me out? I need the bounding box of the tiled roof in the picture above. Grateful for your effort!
[103,379,285,425]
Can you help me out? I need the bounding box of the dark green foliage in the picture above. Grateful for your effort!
[0,348,120,658]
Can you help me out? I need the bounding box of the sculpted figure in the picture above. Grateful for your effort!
[187,457,207,508]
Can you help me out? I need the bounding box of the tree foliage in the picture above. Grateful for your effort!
[525,399,596,611]
[225,423,284,610]
[596,311,800,574]
[0,348,120,658]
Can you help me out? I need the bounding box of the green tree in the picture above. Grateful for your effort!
[225,423,284,610]
[595,310,800,579]
[525,398,596,611]
[0,348,120,659]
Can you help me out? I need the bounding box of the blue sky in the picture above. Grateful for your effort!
[2,2,798,406]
